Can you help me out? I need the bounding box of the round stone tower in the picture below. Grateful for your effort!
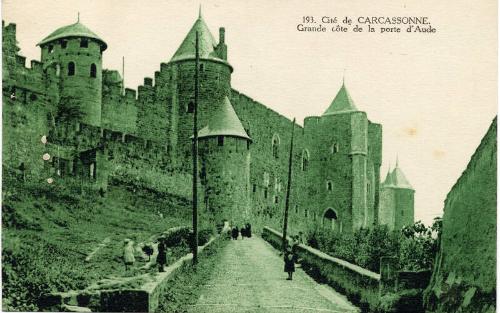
[197,96,251,225]
[164,12,232,168]
[379,161,415,231]
[38,20,106,126]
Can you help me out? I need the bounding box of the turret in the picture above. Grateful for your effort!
[164,12,233,169]
[197,96,251,225]
[38,19,106,126]
[379,160,415,230]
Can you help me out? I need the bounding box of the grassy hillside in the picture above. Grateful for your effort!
[2,175,192,311]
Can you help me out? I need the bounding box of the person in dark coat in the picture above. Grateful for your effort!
[157,239,167,272]
[246,223,252,238]
[231,226,239,240]
[284,248,296,280]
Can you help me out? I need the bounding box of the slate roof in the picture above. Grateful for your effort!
[198,96,251,140]
[383,168,393,185]
[38,22,107,50]
[323,83,358,116]
[170,16,225,63]
[383,163,413,190]
[390,166,414,190]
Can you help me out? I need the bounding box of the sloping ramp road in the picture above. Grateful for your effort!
[187,236,359,313]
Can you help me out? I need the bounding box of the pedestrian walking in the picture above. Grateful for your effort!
[157,239,167,272]
[123,239,135,271]
[284,247,296,280]
[246,223,252,238]
[231,226,239,240]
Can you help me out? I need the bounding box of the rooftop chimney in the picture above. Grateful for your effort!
[219,27,225,44]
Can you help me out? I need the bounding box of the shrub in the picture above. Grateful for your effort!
[198,227,215,246]
[306,222,438,273]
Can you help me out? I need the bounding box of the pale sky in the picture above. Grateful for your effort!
[3,0,497,225]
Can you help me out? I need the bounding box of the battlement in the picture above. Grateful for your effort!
[3,21,16,36]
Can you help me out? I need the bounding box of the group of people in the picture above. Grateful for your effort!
[230,223,252,240]
[122,236,169,273]
[124,227,302,282]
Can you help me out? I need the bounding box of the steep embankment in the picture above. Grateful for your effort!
[2,178,192,311]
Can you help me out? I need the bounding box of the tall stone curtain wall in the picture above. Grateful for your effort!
[424,117,497,313]
[231,90,305,231]
[3,19,388,235]
[2,22,191,196]
[231,89,382,233]
[2,22,51,182]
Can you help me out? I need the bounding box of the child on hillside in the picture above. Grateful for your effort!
[157,238,168,272]
[123,239,135,271]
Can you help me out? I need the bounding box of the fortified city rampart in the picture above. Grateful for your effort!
[2,14,415,233]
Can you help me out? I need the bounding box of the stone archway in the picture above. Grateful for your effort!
[323,208,341,232]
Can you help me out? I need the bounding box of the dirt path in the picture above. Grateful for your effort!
[187,236,359,313]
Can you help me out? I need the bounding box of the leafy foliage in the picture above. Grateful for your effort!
[307,220,441,273]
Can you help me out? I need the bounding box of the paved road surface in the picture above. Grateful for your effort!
[187,236,359,313]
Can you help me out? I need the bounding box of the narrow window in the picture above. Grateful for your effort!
[217,135,224,146]
[302,150,309,171]
[200,64,205,72]
[48,45,54,53]
[80,38,88,48]
[90,63,97,78]
[304,209,308,218]
[327,181,333,191]
[68,62,75,76]
[187,101,194,113]
[272,135,280,159]
[252,184,256,193]
[264,188,268,199]
[274,196,279,204]
[331,143,339,154]
[61,40,67,49]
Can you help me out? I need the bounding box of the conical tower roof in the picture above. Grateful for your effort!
[323,83,358,116]
[390,164,414,190]
[170,15,226,64]
[382,166,393,185]
[198,96,251,140]
[38,21,107,50]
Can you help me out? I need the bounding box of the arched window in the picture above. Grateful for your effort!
[272,134,280,159]
[326,180,333,192]
[331,143,339,154]
[302,149,309,171]
[68,62,75,76]
[90,63,97,78]
[323,208,341,232]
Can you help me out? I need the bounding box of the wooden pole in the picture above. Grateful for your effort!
[192,31,200,265]
[282,118,296,254]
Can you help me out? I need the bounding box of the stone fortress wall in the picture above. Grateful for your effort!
[2,15,415,233]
